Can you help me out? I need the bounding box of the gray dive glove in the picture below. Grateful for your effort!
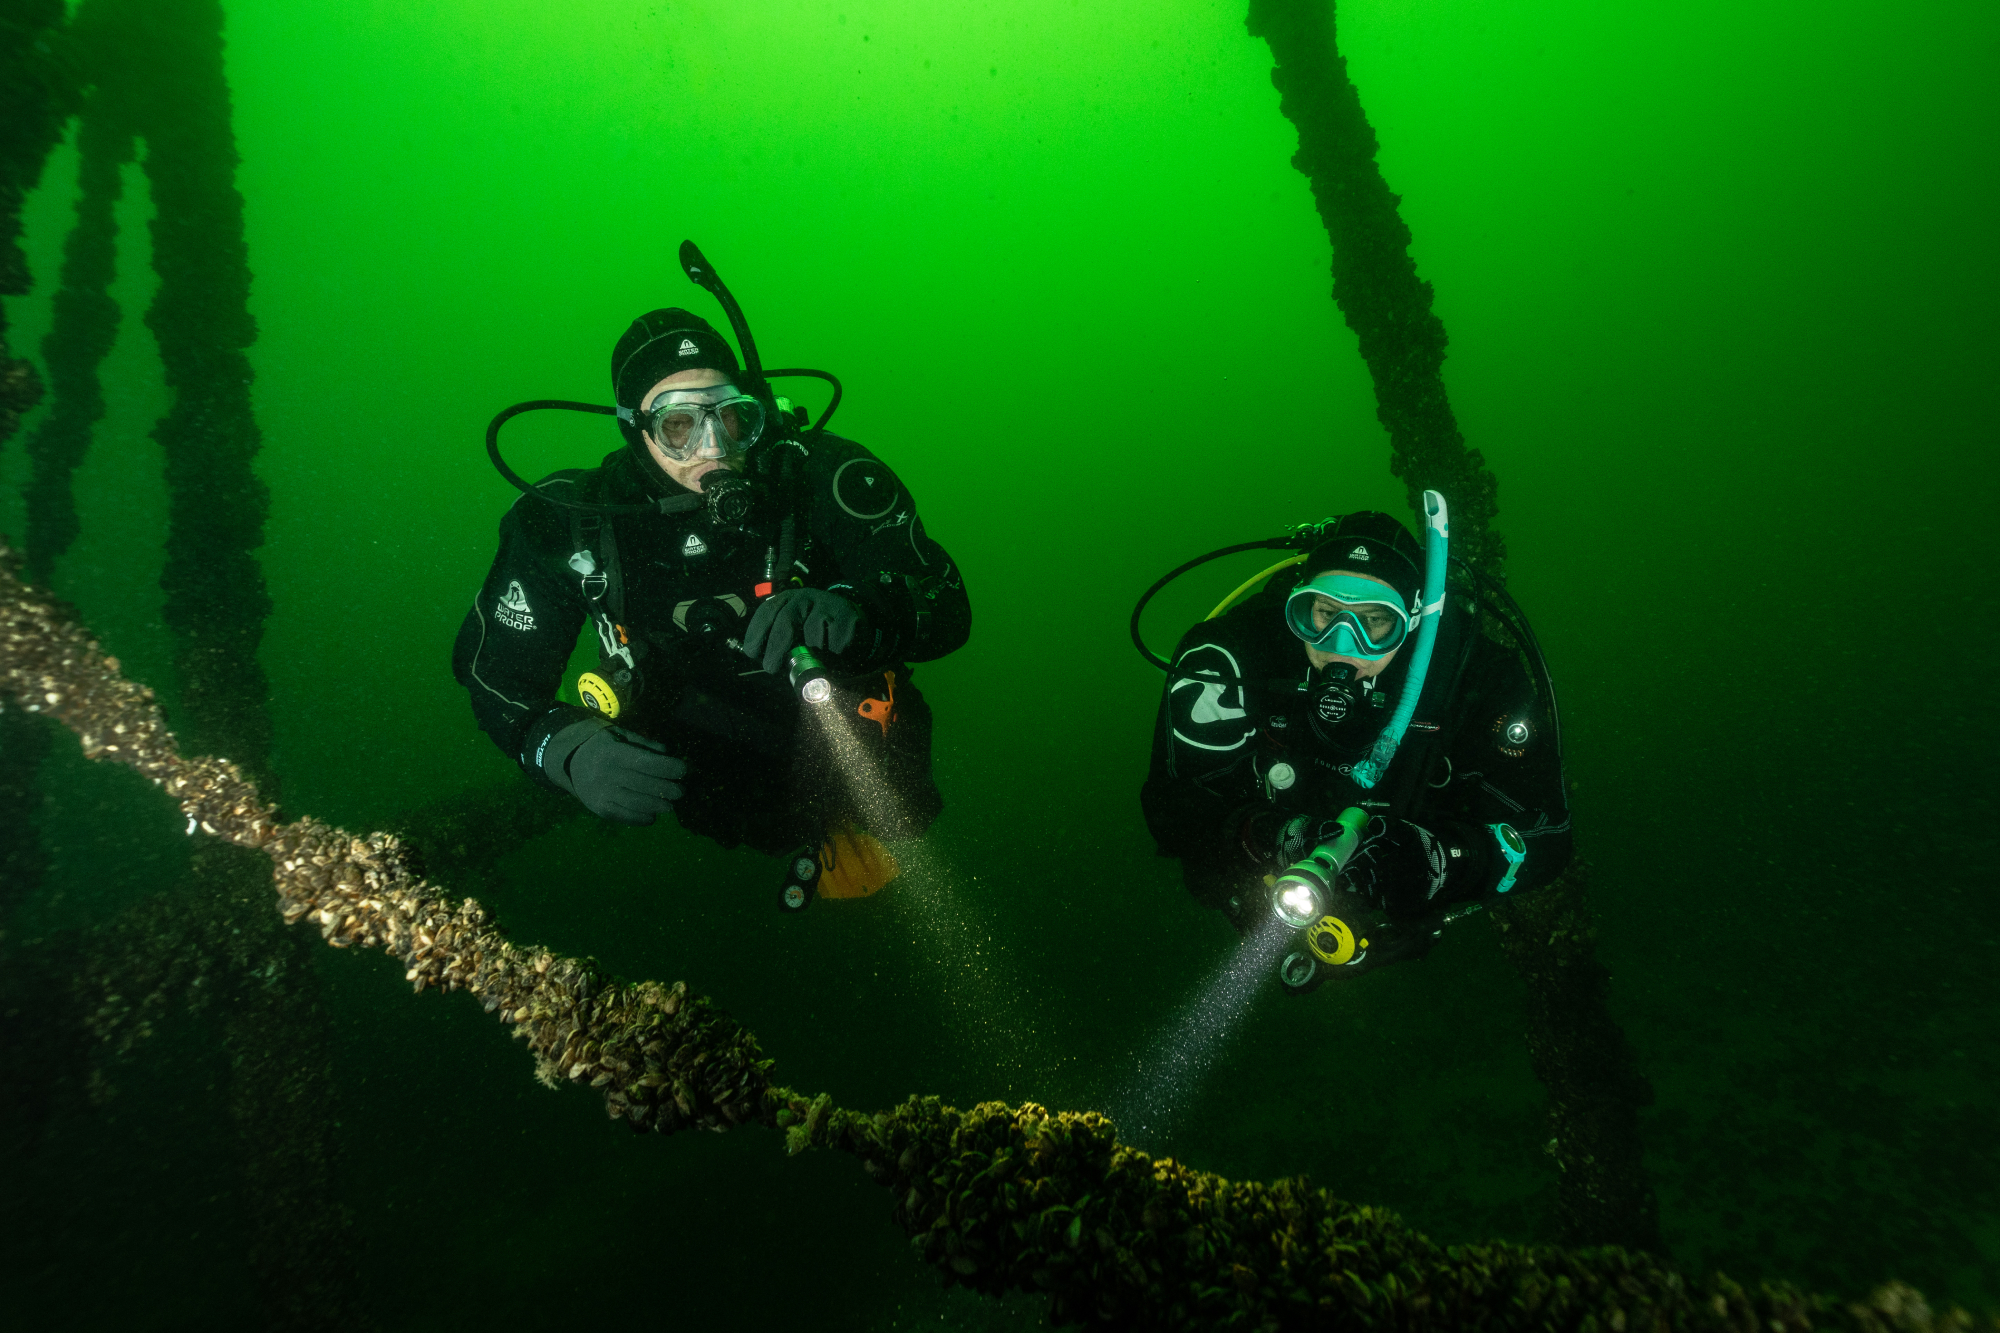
[741,588,860,675]
[535,715,686,825]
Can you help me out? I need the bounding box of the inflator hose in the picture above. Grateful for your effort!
[1129,539,1293,671]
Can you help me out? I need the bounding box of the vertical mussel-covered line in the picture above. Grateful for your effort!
[119,0,275,779]
[0,0,79,956]
[108,0,366,1324]
[22,0,134,586]
[1244,0,1662,1252]
[1244,0,1502,579]
[1,0,78,436]
[7,1,370,1325]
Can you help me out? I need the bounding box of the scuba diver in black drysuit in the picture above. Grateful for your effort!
[453,243,969,908]
[1136,494,1570,989]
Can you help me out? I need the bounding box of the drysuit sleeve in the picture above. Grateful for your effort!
[1139,629,1264,871]
[803,441,970,673]
[451,497,587,764]
[1424,639,1573,899]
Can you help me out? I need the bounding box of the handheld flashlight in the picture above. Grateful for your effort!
[788,645,832,705]
[1269,806,1368,927]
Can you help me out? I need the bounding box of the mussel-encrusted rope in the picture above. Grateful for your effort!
[0,539,1976,1333]
[0,544,772,1133]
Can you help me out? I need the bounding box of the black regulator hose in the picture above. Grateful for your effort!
[764,368,844,434]
[487,243,844,512]
[1129,539,1293,671]
[485,400,661,513]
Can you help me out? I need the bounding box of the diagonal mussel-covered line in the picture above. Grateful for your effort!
[0,537,1980,1333]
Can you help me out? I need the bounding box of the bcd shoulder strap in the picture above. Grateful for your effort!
[567,504,634,671]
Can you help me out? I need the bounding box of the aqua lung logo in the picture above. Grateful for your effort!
[677,338,699,356]
[496,580,535,631]
[1416,826,1449,899]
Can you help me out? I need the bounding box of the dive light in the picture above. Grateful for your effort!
[1269,806,1368,927]
[788,646,832,705]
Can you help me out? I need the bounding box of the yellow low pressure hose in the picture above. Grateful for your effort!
[1206,554,1306,621]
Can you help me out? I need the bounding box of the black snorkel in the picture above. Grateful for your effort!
[483,240,845,517]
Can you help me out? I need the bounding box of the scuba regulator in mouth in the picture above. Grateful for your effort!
[700,468,758,529]
[1132,490,1471,793]
[481,239,845,522]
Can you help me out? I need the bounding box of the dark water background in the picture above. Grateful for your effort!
[3,0,1996,1327]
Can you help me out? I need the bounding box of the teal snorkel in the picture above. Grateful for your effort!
[1351,489,1448,789]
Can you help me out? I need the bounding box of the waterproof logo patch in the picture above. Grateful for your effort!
[1348,545,1371,560]
[496,581,535,631]
[677,337,699,356]
[682,533,708,557]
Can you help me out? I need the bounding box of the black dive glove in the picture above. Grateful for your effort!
[1343,817,1499,917]
[741,588,860,675]
[533,713,686,826]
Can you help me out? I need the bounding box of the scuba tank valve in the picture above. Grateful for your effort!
[788,646,832,704]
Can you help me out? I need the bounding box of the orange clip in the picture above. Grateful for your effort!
[856,670,898,737]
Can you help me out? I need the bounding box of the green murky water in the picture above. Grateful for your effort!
[3,0,1996,1327]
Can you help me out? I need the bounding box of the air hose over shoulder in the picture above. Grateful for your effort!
[483,239,844,517]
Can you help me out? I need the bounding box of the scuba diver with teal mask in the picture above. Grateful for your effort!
[453,243,970,908]
[1134,499,1570,989]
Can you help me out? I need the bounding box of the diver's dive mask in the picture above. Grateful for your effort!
[625,385,767,461]
[1283,573,1413,662]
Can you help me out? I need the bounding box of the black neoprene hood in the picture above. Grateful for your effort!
[611,308,740,410]
[1301,512,1425,606]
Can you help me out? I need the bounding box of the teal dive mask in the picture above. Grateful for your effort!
[1283,573,1413,661]
[632,386,766,461]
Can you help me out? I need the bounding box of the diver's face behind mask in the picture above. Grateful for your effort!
[1284,571,1411,673]
[638,371,765,491]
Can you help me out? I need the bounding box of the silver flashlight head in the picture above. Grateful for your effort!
[1271,871,1327,929]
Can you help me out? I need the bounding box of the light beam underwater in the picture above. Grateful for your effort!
[1104,914,1293,1147]
[798,699,1052,1083]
